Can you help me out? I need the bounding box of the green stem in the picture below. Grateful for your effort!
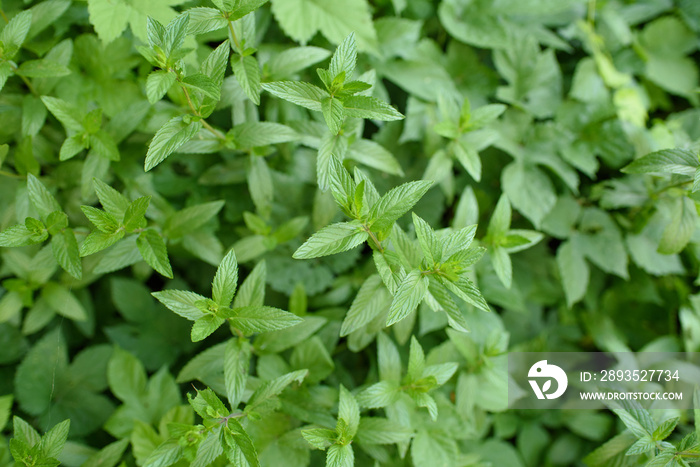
[0,170,25,179]
[10,64,39,96]
[0,9,8,24]
[226,18,243,54]
[363,225,384,253]
[178,83,226,141]
[587,0,596,26]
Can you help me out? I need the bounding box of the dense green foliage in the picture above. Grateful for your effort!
[1,0,700,465]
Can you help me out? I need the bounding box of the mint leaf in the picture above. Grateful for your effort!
[386,269,428,326]
[231,55,261,105]
[293,222,368,259]
[51,229,82,279]
[136,229,173,278]
[213,249,238,307]
[261,81,328,111]
[145,117,203,171]
[221,305,303,334]
[368,181,432,234]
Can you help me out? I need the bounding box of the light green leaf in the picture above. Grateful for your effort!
[182,73,221,101]
[221,305,303,334]
[163,200,224,239]
[231,55,261,105]
[322,96,345,135]
[245,369,308,413]
[225,418,260,467]
[343,96,404,121]
[248,155,273,217]
[146,70,177,104]
[261,81,329,111]
[412,213,441,265]
[293,222,368,259]
[340,274,390,336]
[79,230,125,257]
[145,116,203,171]
[224,338,251,408]
[490,246,512,289]
[16,60,70,78]
[355,417,413,445]
[27,174,62,219]
[40,419,70,460]
[213,249,238,307]
[42,282,87,321]
[191,315,226,342]
[230,122,298,148]
[270,0,378,53]
[136,229,173,278]
[81,206,120,233]
[338,385,359,439]
[302,428,336,450]
[81,438,129,467]
[152,289,207,321]
[487,194,511,239]
[326,443,354,467]
[187,7,227,35]
[268,46,331,79]
[329,33,357,79]
[452,139,481,182]
[22,96,47,137]
[658,196,697,255]
[108,347,147,404]
[93,179,130,220]
[123,196,151,232]
[387,269,428,326]
[368,180,432,234]
[51,229,82,279]
[502,162,556,228]
[87,0,130,43]
[622,149,699,176]
[1,10,32,56]
[0,223,47,247]
[41,96,84,133]
[230,0,270,21]
[556,238,589,308]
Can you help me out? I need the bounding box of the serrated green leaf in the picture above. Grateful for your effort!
[387,270,428,326]
[145,117,202,171]
[293,222,368,259]
[163,200,224,239]
[152,289,207,321]
[623,148,699,176]
[146,70,177,103]
[221,305,303,334]
[343,95,403,121]
[213,249,238,307]
[261,81,328,111]
[187,7,227,35]
[232,55,261,105]
[322,96,345,135]
[137,229,173,278]
[51,229,82,279]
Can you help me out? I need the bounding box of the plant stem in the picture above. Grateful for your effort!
[0,170,24,179]
[363,225,384,253]
[10,65,39,96]
[178,83,226,141]
[587,0,597,25]
[201,119,226,140]
[0,9,8,23]
[226,18,243,54]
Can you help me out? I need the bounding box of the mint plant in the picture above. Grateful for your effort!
[1,0,700,466]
